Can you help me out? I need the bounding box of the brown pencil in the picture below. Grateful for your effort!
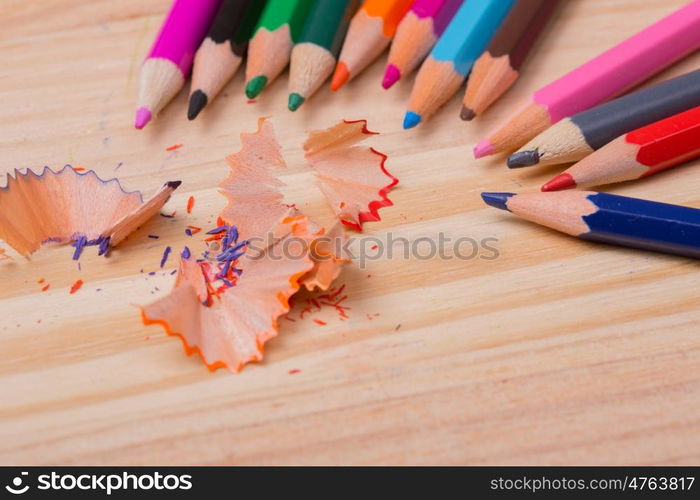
[461,0,559,121]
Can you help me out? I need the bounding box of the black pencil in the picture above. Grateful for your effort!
[188,0,265,120]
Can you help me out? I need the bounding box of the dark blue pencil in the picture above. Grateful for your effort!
[482,191,700,258]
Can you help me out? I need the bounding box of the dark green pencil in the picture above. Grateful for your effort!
[287,0,359,111]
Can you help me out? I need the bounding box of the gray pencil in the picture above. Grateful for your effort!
[507,68,700,168]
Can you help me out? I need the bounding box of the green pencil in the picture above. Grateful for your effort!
[245,0,315,99]
[288,0,359,111]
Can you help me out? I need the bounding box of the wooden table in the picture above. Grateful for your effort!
[2,0,699,465]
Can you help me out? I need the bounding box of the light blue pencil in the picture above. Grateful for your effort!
[403,0,515,129]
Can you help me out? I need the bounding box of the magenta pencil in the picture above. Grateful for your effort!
[135,0,222,129]
[382,0,463,89]
[473,0,700,158]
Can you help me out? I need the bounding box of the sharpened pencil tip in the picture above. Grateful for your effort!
[473,139,494,159]
[330,62,349,91]
[508,150,540,168]
[288,93,305,111]
[134,107,152,129]
[403,111,421,129]
[245,75,267,99]
[187,90,208,120]
[542,173,576,192]
[165,180,182,190]
[382,64,401,89]
[481,192,514,211]
[460,106,476,121]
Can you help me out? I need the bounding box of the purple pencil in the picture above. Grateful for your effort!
[135,0,221,129]
[382,0,463,89]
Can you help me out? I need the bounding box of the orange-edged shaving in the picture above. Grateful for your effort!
[142,118,359,373]
[141,215,314,372]
[301,221,350,291]
[303,119,398,231]
[219,117,290,242]
[0,166,179,257]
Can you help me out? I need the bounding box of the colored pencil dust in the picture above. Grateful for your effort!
[482,191,700,259]
[474,0,700,158]
[383,0,462,89]
[288,0,359,111]
[461,0,559,120]
[135,0,221,129]
[508,69,700,168]
[331,0,414,91]
[188,0,265,120]
[543,105,700,191]
[403,0,515,129]
[244,0,315,99]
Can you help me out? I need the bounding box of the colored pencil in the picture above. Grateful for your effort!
[382,0,463,89]
[509,69,700,169]
[288,0,359,111]
[461,0,559,121]
[188,0,265,120]
[244,0,315,99]
[403,0,515,129]
[473,1,700,159]
[330,0,414,91]
[135,0,222,129]
[542,106,700,191]
[482,191,700,259]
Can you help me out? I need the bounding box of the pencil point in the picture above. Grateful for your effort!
[542,173,576,192]
[245,76,267,99]
[165,180,182,190]
[382,64,401,89]
[330,62,349,91]
[481,192,514,211]
[288,93,305,112]
[187,90,208,120]
[403,111,422,129]
[508,150,539,168]
[460,106,476,121]
[134,107,152,129]
[473,139,494,159]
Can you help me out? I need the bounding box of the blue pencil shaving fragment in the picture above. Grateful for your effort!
[160,246,172,268]
[71,235,88,260]
[206,225,229,235]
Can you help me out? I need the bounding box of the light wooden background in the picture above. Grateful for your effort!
[2,0,700,465]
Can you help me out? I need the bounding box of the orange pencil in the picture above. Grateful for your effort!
[330,0,414,91]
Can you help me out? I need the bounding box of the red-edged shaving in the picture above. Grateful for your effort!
[303,120,398,231]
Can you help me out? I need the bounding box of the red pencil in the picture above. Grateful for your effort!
[543,105,700,191]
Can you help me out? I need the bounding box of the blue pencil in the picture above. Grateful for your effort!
[482,191,700,259]
[403,0,515,129]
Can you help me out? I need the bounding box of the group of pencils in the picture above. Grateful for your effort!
[481,0,700,260]
[134,0,700,260]
[135,0,559,129]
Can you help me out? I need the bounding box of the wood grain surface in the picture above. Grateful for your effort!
[2,0,700,465]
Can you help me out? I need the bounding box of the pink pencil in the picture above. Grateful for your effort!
[473,0,700,158]
[382,0,463,89]
[135,0,221,129]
